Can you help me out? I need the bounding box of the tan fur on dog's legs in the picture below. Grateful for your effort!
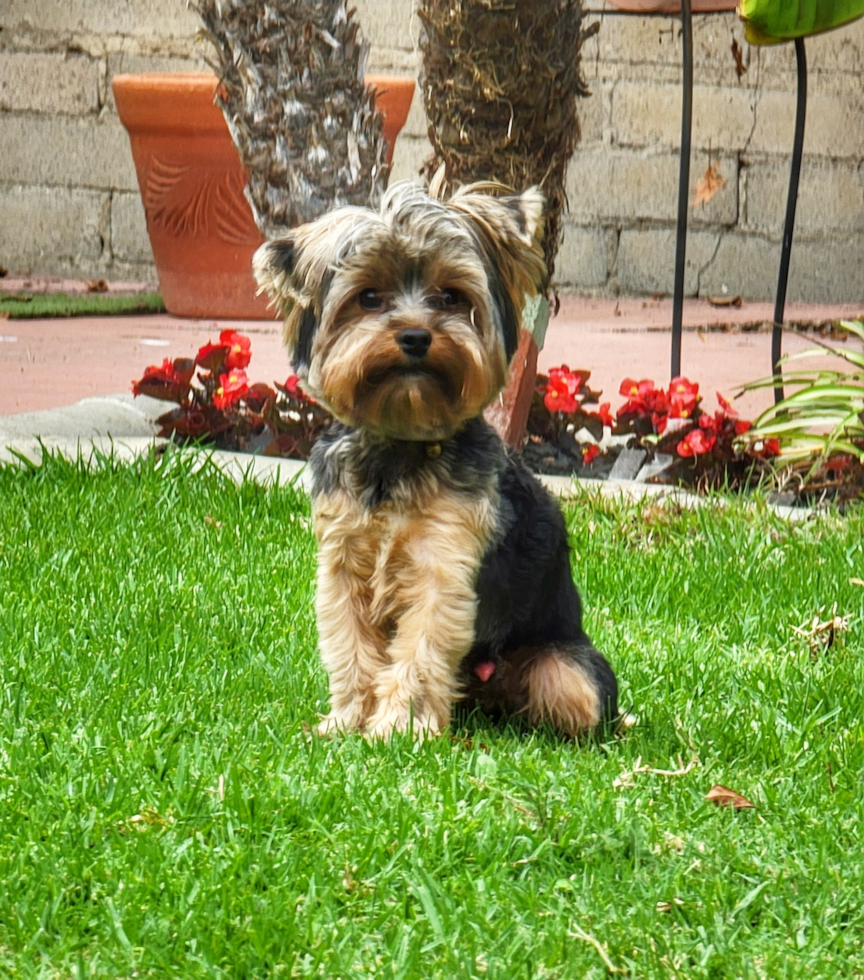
[315,562,385,733]
[365,577,477,737]
[365,583,477,738]
[314,496,389,733]
[364,496,494,738]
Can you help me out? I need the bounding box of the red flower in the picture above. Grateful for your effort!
[582,444,600,465]
[598,402,615,427]
[213,369,249,410]
[544,365,582,414]
[284,374,301,394]
[195,342,228,372]
[668,376,699,419]
[132,357,195,402]
[619,378,669,421]
[619,377,655,400]
[676,428,716,457]
[220,330,252,370]
[734,419,752,436]
[716,391,739,419]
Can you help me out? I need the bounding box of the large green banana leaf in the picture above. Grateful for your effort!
[738,0,864,44]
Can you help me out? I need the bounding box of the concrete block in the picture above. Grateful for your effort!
[584,10,748,76]
[0,113,138,191]
[613,81,756,152]
[566,148,737,226]
[4,0,199,42]
[615,79,864,160]
[700,231,864,304]
[617,227,720,296]
[742,158,864,238]
[388,135,432,185]
[355,0,416,54]
[111,191,153,264]
[749,88,864,159]
[0,185,109,273]
[0,51,99,115]
[577,85,605,147]
[555,224,609,289]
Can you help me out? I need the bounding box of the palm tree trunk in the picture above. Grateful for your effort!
[192,0,388,237]
[417,0,594,285]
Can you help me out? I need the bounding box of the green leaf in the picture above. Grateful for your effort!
[738,0,864,44]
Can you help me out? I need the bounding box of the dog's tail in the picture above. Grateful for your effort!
[521,645,618,735]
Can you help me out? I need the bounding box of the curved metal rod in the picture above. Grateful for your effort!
[671,0,693,380]
[772,37,808,404]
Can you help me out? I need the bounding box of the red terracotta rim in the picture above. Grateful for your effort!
[113,71,415,140]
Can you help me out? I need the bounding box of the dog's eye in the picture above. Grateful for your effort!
[358,288,383,311]
[430,288,464,310]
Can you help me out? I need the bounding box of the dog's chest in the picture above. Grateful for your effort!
[312,487,498,623]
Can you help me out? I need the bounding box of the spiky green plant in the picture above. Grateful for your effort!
[740,320,864,465]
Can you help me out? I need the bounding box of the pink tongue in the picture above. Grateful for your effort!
[473,661,496,683]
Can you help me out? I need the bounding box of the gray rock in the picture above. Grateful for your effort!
[0,392,164,440]
[636,453,675,483]
[608,447,647,481]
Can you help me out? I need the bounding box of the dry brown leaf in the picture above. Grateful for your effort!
[791,602,851,658]
[693,161,725,206]
[85,278,109,293]
[707,295,743,308]
[0,311,9,320]
[705,784,755,809]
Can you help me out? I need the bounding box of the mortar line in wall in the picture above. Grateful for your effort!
[740,46,764,157]
[695,229,725,297]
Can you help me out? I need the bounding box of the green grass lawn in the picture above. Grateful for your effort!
[0,292,165,319]
[0,451,862,979]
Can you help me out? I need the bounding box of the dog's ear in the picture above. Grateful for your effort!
[446,185,547,360]
[253,232,313,368]
[253,208,367,369]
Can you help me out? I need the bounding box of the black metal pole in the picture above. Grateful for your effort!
[671,0,693,381]
[772,37,807,404]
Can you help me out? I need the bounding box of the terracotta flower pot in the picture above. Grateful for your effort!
[114,72,415,319]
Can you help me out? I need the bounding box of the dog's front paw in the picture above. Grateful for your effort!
[365,707,442,742]
[316,708,365,737]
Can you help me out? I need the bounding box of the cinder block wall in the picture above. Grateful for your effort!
[1,1,862,301]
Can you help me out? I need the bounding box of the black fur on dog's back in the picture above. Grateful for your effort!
[462,439,618,724]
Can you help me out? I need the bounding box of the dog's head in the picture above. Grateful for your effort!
[253,180,546,441]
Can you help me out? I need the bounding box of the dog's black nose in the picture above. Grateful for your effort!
[396,328,432,359]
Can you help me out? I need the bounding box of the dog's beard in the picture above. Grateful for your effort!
[315,323,505,441]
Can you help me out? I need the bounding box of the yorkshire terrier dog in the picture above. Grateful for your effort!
[253,180,618,739]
